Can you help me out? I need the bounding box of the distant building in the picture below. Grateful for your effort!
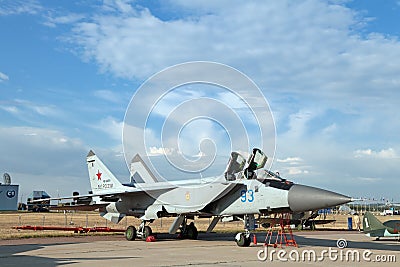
[0,185,19,211]
[0,173,19,211]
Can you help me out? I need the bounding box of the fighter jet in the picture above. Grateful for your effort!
[363,212,400,241]
[48,148,351,247]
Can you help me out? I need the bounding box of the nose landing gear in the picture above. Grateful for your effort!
[235,214,255,247]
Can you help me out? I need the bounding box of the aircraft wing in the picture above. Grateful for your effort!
[49,203,108,211]
[31,184,178,203]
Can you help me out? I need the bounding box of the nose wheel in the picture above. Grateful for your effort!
[140,225,153,240]
[235,231,251,247]
[235,214,255,247]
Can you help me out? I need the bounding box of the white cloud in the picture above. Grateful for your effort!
[287,167,309,176]
[43,13,85,28]
[0,71,9,82]
[148,146,175,156]
[354,148,398,159]
[93,116,123,141]
[0,0,42,16]
[93,89,123,103]
[277,157,303,164]
[13,99,60,117]
[0,105,18,114]
[103,0,136,14]
[62,1,400,121]
[0,126,88,198]
[356,177,383,183]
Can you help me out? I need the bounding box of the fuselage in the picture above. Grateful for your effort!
[105,176,351,220]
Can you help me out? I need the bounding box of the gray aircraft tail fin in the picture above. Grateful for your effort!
[130,154,161,184]
[86,150,125,193]
[363,212,385,233]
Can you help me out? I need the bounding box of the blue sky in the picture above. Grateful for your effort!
[1,0,400,202]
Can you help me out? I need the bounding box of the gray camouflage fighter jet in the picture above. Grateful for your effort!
[48,148,352,247]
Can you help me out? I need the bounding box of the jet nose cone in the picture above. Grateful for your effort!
[288,184,351,212]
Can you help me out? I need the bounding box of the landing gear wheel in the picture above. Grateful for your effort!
[141,225,153,240]
[244,236,251,246]
[235,233,251,247]
[186,223,198,240]
[125,225,137,241]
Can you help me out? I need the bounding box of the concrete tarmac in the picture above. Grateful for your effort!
[1,231,399,266]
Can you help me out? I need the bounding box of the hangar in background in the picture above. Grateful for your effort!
[0,173,19,211]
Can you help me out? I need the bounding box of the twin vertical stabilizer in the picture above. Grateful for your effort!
[130,154,161,184]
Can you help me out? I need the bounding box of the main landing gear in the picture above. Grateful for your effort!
[178,218,198,240]
[125,217,198,241]
[125,220,153,241]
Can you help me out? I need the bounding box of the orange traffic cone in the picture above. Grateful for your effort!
[253,234,257,245]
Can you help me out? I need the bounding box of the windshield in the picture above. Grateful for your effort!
[224,152,246,181]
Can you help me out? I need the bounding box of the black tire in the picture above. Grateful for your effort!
[125,225,137,241]
[235,233,250,247]
[186,224,198,240]
[244,236,251,247]
[142,226,152,240]
[310,222,316,230]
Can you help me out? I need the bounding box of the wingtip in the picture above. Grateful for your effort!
[87,150,96,157]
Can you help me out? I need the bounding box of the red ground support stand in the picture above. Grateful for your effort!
[264,214,277,247]
[264,213,298,248]
[13,225,126,233]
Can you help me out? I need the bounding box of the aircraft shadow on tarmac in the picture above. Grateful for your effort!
[0,242,141,267]
[1,232,399,266]
[293,235,400,252]
[178,232,400,252]
[134,230,400,249]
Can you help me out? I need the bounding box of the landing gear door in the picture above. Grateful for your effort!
[224,152,246,181]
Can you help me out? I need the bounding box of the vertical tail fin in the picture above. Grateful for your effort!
[87,150,125,194]
[363,212,385,233]
[130,154,160,184]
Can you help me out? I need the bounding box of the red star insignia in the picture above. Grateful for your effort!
[96,170,102,181]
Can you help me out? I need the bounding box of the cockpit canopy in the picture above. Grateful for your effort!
[224,148,268,181]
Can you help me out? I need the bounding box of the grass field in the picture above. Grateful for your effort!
[1,211,399,240]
